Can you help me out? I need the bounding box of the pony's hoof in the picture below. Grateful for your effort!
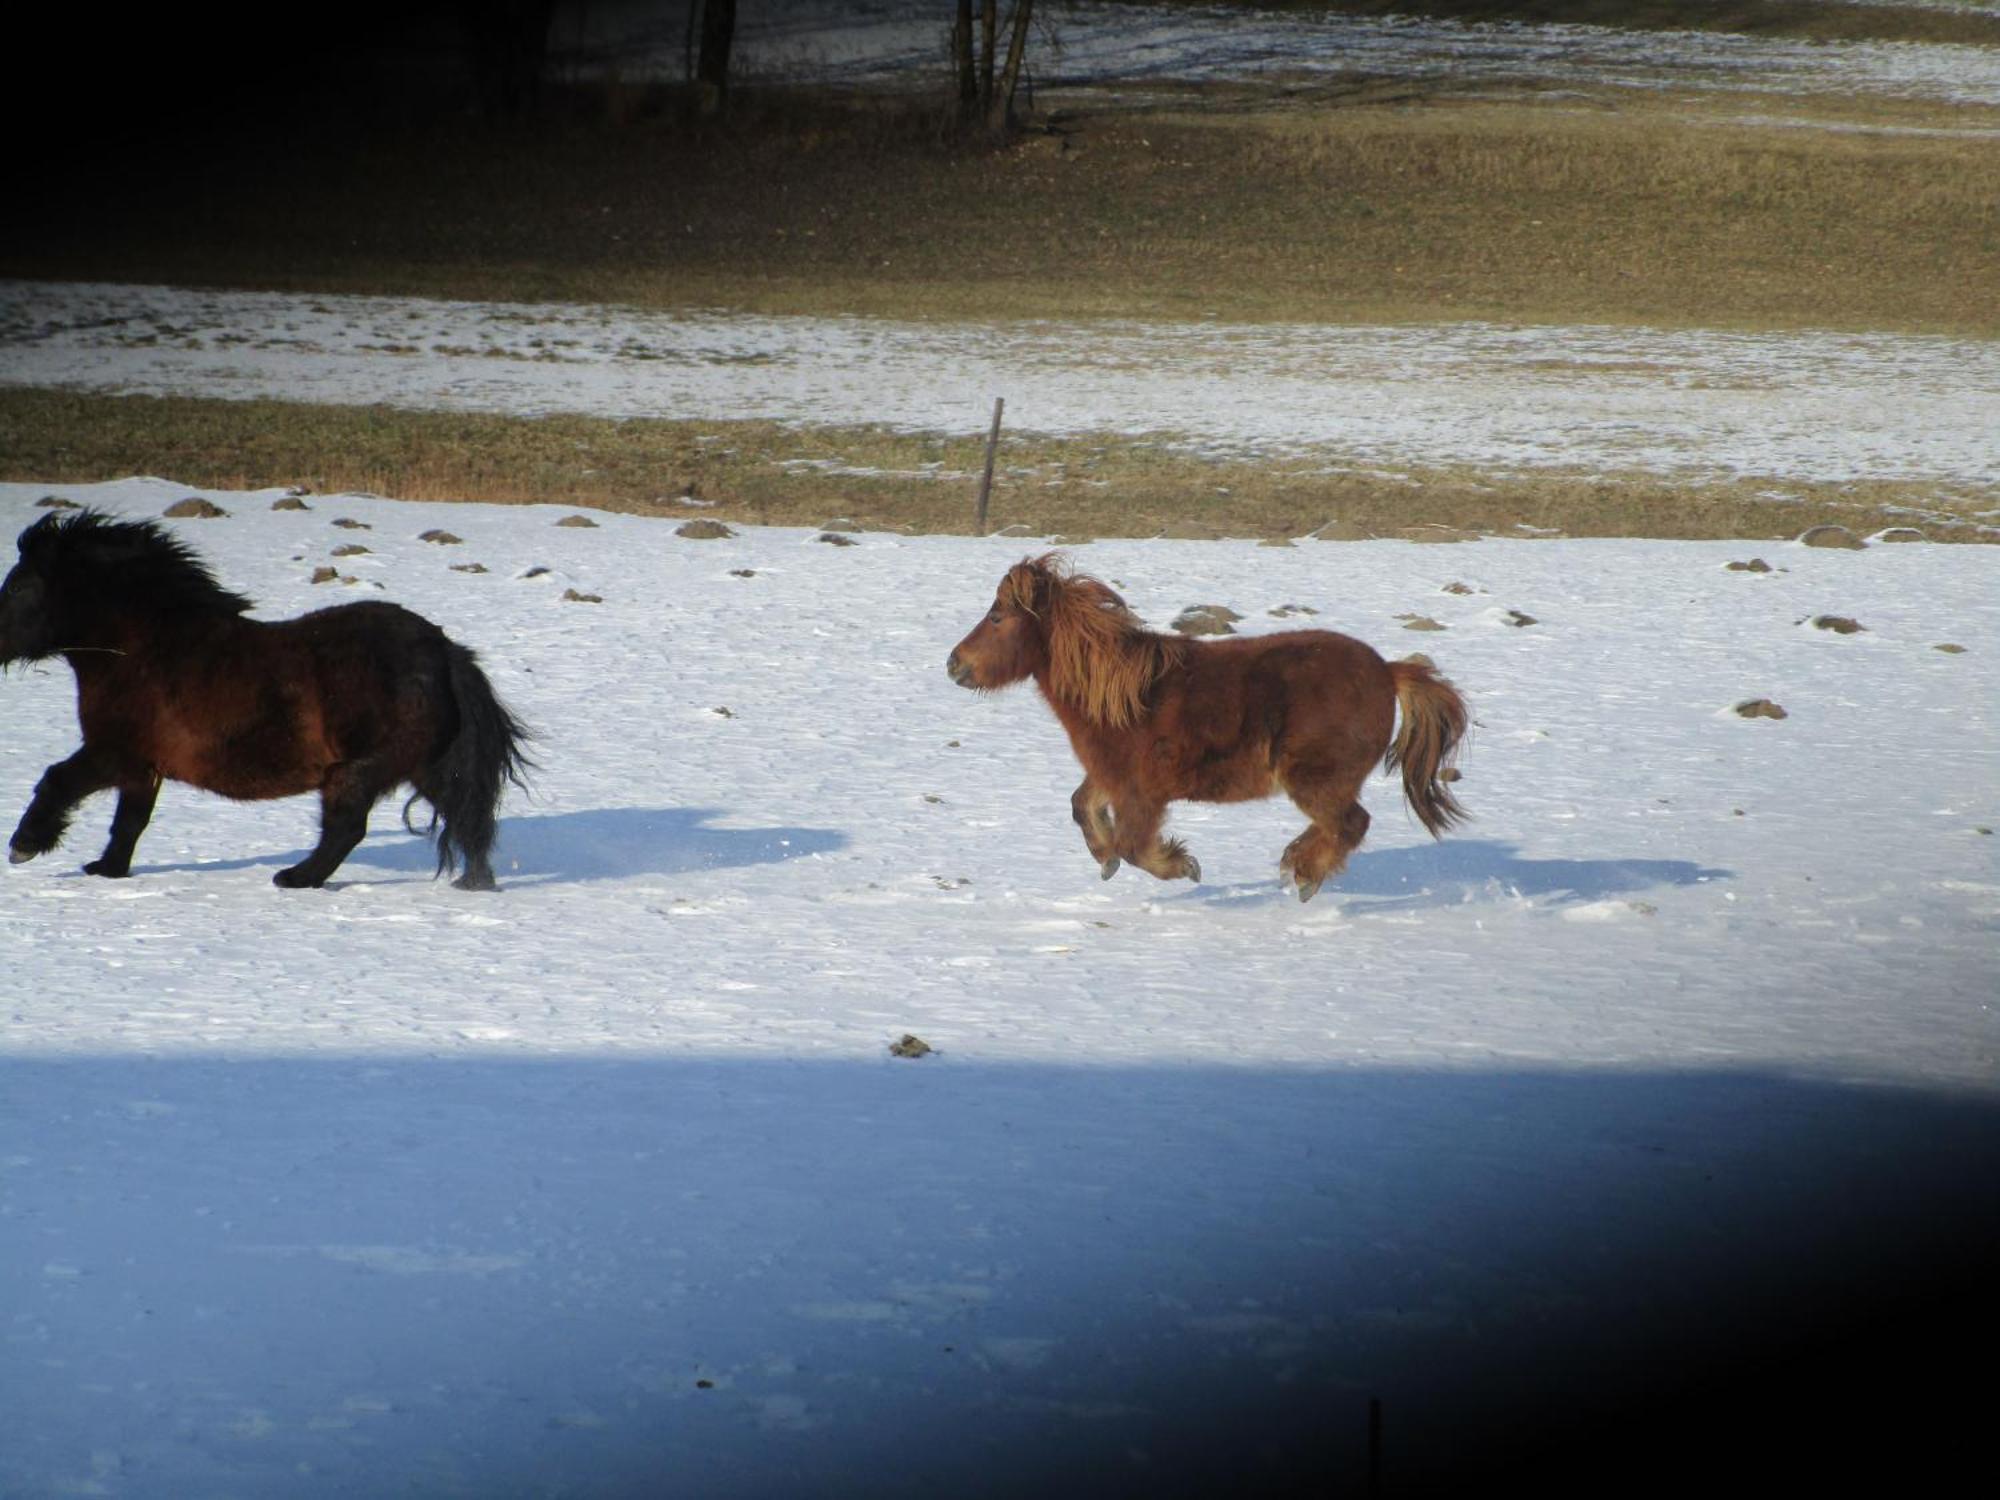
[452,871,498,892]
[272,867,324,889]
[8,844,36,865]
[1183,855,1201,883]
[1294,876,1323,904]
[82,860,130,878]
[1099,857,1120,881]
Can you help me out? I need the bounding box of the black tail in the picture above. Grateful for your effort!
[418,641,532,890]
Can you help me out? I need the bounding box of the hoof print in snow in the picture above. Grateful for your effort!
[1874,527,1927,544]
[1504,609,1538,627]
[1397,614,1447,631]
[1811,615,1864,634]
[451,562,489,574]
[1401,652,1437,668]
[1797,525,1864,550]
[164,497,227,519]
[816,532,859,546]
[730,568,757,578]
[310,566,339,585]
[561,588,603,604]
[712,706,734,718]
[421,529,463,545]
[556,515,598,529]
[331,543,370,557]
[332,517,371,531]
[676,520,735,540]
[889,1034,934,1059]
[1442,581,1477,595]
[36,495,80,509]
[1173,605,1240,636]
[521,565,552,579]
[1269,603,1318,618]
[1735,699,1788,720]
[1933,643,1966,654]
[1725,558,1772,573]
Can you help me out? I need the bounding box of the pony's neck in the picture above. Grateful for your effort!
[1035,616,1177,733]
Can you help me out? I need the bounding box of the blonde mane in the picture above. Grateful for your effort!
[1003,555,1184,730]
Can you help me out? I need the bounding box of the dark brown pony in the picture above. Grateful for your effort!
[947,554,1468,901]
[0,509,530,889]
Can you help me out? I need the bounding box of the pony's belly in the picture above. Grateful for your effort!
[1186,755,1279,805]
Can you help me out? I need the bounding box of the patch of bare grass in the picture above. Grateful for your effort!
[3,388,1989,544]
[5,83,1996,336]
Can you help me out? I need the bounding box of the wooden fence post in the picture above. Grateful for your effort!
[975,396,1004,534]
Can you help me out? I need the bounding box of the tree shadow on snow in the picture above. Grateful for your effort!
[124,807,847,886]
[1,1055,1993,1499]
[1181,837,1730,911]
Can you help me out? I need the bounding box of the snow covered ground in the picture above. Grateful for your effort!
[8,280,2000,498]
[567,0,2000,110]
[3,478,1995,1495]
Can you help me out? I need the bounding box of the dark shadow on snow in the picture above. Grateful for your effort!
[1179,836,1731,911]
[2,1055,1992,1499]
[122,807,847,886]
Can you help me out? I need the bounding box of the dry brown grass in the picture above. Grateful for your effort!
[5,53,1995,542]
[4,388,1989,544]
[6,83,1997,336]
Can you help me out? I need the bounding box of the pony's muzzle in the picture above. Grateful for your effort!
[946,650,976,688]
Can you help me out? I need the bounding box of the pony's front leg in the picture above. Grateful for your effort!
[275,763,382,889]
[1110,798,1201,885]
[8,746,120,865]
[1070,777,1120,879]
[83,773,164,878]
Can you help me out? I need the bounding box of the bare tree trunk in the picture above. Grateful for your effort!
[696,0,736,115]
[981,0,999,114]
[953,0,977,124]
[987,0,1034,137]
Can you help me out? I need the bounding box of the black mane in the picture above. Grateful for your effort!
[19,508,255,616]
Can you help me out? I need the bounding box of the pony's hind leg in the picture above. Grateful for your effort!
[1279,772,1371,904]
[10,745,121,865]
[83,772,163,878]
[275,762,388,889]
[1110,797,1201,885]
[408,768,498,891]
[1070,777,1120,880]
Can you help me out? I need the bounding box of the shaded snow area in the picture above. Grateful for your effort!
[8,281,2000,496]
[3,480,1995,1495]
[562,0,2000,107]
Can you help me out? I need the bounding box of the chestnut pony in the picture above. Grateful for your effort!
[947,554,1468,901]
[0,509,530,889]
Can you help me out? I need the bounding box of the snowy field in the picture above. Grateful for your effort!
[575,0,2000,110]
[8,281,2000,499]
[3,478,1995,1495]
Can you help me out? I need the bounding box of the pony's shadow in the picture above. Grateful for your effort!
[1184,837,1732,911]
[129,807,847,887]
